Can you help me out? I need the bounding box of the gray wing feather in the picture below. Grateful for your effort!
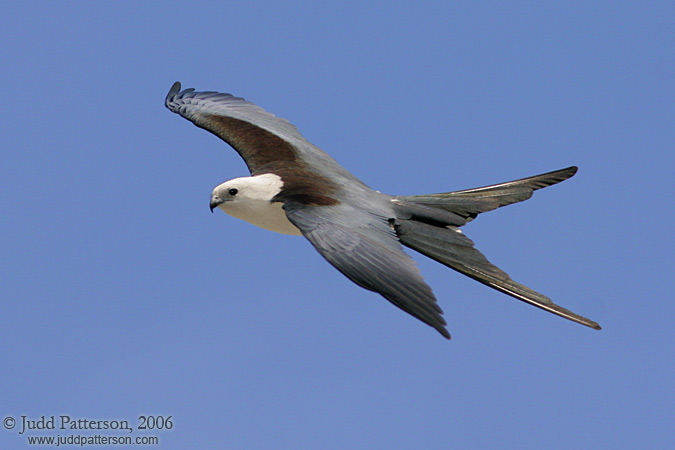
[165,82,356,181]
[165,82,308,146]
[285,203,451,339]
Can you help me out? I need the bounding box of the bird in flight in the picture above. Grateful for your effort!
[165,82,601,339]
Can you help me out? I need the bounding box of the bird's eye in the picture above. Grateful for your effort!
[228,188,238,196]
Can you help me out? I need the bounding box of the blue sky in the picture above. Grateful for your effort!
[1,1,672,449]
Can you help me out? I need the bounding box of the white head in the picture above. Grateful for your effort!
[210,173,283,211]
[209,173,302,236]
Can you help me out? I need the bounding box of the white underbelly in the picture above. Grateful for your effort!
[219,200,303,236]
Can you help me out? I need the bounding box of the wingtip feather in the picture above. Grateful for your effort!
[439,327,452,339]
[165,81,182,106]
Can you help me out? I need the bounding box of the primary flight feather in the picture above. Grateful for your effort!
[165,81,601,339]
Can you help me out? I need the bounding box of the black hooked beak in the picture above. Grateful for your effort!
[210,196,223,213]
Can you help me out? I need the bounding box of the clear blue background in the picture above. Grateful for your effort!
[1,1,672,449]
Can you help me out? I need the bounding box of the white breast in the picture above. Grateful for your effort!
[219,197,303,236]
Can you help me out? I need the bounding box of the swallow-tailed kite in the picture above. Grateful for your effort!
[165,82,601,339]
